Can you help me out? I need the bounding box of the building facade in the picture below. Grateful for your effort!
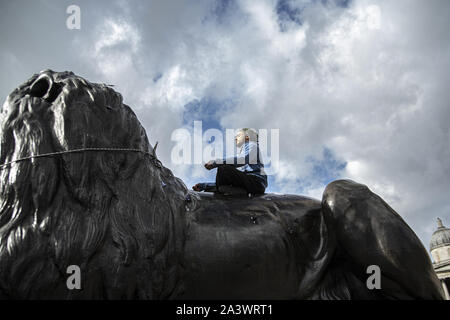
[430,218,450,300]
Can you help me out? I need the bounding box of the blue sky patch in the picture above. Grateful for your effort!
[182,97,236,132]
[276,0,305,31]
[276,0,352,31]
[306,147,347,186]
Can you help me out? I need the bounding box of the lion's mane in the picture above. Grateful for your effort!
[0,70,188,299]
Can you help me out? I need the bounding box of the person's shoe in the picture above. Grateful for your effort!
[193,182,217,192]
[218,185,248,196]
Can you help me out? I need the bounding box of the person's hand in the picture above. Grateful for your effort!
[192,183,202,191]
[204,160,215,170]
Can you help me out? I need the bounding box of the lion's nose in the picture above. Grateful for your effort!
[29,75,62,103]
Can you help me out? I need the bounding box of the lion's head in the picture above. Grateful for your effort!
[0,70,188,299]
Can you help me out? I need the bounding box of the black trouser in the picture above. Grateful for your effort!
[216,165,266,194]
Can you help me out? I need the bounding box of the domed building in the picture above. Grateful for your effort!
[430,218,450,300]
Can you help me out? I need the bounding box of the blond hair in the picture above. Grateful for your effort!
[237,128,258,142]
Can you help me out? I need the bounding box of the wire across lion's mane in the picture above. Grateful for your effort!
[0,70,188,299]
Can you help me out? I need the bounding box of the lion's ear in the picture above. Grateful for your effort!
[152,141,158,158]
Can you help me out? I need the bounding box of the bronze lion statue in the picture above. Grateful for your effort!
[0,70,444,299]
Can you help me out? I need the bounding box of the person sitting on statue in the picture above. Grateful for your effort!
[192,128,268,195]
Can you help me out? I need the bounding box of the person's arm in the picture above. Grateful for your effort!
[212,142,259,168]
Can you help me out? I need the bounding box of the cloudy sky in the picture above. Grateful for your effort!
[1,0,449,251]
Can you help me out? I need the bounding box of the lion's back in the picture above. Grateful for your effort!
[180,193,331,299]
